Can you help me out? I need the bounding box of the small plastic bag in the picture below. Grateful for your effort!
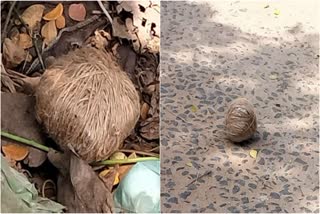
[113,160,160,213]
[1,155,65,213]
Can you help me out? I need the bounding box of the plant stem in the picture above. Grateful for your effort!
[95,157,159,165]
[119,149,159,158]
[1,130,50,152]
[1,130,160,166]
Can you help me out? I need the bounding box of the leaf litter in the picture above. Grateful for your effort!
[1,1,159,212]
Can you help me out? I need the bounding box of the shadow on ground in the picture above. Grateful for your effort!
[160,1,319,213]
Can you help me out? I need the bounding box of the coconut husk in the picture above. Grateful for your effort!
[225,98,257,143]
[35,46,140,162]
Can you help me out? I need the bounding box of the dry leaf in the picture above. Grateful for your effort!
[43,3,63,21]
[41,20,57,45]
[186,162,193,167]
[99,168,120,186]
[55,15,66,29]
[249,149,258,159]
[140,102,150,120]
[118,164,134,180]
[68,3,86,21]
[269,74,278,80]
[113,172,120,185]
[2,143,29,161]
[21,4,45,30]
[99,168,112,177]
[17,33,33,49]
[3,38,27,68]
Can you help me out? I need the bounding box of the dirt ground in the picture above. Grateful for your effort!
[160,0,319,213]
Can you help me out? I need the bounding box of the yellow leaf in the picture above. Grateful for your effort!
[128,152,137,159]
[249,149,258,159]
[43,3,64,21]
[55,15,66,29]
[113,172,120,185]
[21,4,45,30]
[191,105,198,113]
[269,74,278,80]
[2,143,29,161]
[99,168,111,177]
[274,9,280,15]
[41,21,57,45]
[186,162,193,167]
[110,152,127,160]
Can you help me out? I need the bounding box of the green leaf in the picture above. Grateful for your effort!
[274,9,280,15]
[191,105,198,113]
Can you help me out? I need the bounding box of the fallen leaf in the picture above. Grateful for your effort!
[274,9,280,15]
[43,3,63,21]
[99,167,120,186]
[3,38,27,68]
[55,15,66,29]
[2,143,29,161]
[249,149,258,159]
[110,152,127,160]
[186,162,193,167]
[99,168,112,177]
[113,172,120,185]
[191,105,198,113]
[21,4,45,30]
[140,102,150,120]
[269,74,278,80]
[139,116,159,140]
[17,33,33,49]
[128,152,137,159]
[48,151,113,212]
[68,3,86,21]
[118,164,134,180]
[112,17,133,39]
[41,20,57,45]
[1,93,47,167]
[264,5,269,9]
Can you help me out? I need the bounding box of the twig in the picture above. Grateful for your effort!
[94,157,159,166]
[119,149,159,157]
[12,7,46,72]
[21,51,30,72]
[97,0,113,24]
[1,130,159,166]
[1,1,16,42]
[148,146,160,152]
[1,130,50,152]
[186,170,212,187]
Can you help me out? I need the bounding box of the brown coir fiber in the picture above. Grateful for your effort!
[35,47,140,162]
[225,98,257,143]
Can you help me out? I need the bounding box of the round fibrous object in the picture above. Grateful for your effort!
[35,47,140,162]
[225,98,257,143]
